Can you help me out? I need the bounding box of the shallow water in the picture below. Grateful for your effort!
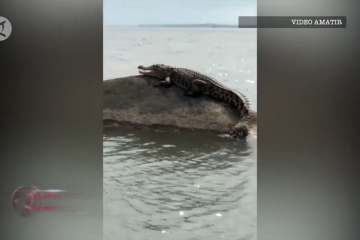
[103,27,257,240]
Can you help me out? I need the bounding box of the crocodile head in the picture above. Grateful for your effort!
[138,64,173,80]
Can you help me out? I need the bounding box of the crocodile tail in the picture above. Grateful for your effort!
[235,90,251,121]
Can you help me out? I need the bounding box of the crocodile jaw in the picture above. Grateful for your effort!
[138,65,167,80]
[139,69,166,79]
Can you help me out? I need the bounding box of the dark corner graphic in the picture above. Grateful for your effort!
[0,20,6,37]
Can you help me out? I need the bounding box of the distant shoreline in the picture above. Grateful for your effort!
[105,24,257,28]
[139,24,238,28]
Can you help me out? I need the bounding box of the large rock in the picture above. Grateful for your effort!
[103,75,257,136]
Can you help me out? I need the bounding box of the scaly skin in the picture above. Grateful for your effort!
[138,64,255,139]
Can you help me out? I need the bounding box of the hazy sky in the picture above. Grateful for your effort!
[104,0,256,25]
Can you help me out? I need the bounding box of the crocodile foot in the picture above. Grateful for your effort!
[230,124,249,139]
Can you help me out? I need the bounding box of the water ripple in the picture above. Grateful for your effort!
[103,127,256,240]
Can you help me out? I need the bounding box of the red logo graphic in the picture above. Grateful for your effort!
[11,186,72,217]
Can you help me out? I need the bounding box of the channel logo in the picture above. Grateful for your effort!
[11,185,74,217]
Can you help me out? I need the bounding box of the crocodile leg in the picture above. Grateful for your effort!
[183,79,207,97]
[153,76,172,88]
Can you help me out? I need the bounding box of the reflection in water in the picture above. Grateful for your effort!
[104,128,256,240]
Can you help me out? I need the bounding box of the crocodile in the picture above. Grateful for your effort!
[138,64,256,139]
